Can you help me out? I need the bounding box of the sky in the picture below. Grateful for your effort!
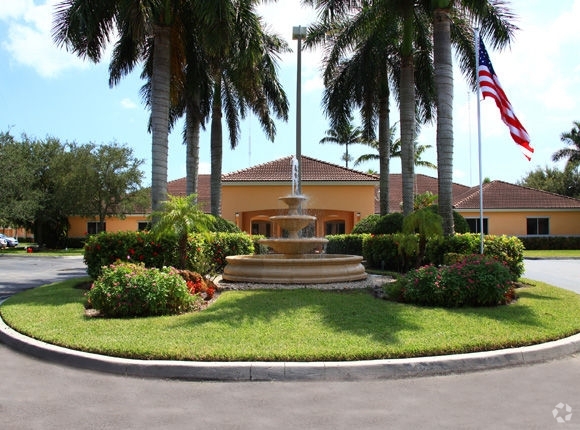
[1,0,579,188]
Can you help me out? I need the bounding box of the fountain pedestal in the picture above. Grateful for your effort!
[222,194,366,284]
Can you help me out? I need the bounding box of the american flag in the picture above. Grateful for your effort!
[478,36,533,161]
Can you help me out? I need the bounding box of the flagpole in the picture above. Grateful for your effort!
[475,28,484,254]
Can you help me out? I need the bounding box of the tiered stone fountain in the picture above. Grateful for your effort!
[222,193,367,284]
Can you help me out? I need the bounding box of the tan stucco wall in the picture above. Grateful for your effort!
[459,210,580,236]
[68,215,148,237]
[221,183,376,235]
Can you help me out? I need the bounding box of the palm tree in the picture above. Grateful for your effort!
[552,121,580,171]
[150,194,211,270]
[53,0,183,215]
[319,120,366,168]
[205,1,289,215]
[429,0,518,235]
[305,0,435,215]
[354,123,437,170]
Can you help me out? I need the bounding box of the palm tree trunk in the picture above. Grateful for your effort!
[150,25,171,215]
[186,91,201,200]
[210,81,223,216]
[400,9,416,216]
[378,91,390,215]
[433,5,455,236]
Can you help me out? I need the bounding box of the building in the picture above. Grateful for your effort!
[67,155,580,238]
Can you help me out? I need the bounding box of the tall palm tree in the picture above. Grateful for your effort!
[305,0,435,215]
[53,0,183,215]
[319,120,366,168]
[552,121,580,171]
[205,0,289,215]
[428,0,518,235]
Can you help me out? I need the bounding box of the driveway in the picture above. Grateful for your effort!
[523,258,580,294]
[0,255,87,301]
[0,256,578,429]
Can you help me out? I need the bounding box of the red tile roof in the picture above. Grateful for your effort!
[453,180,580,209]
[167,156,580,213]
[222,155,378,182]
[382,173,472,213]
[167,175,211,211]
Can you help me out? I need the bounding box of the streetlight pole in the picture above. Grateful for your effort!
[292,25,307,197]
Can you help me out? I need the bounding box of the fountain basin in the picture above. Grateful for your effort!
[222,254,367,284]
[269,215,316,237]
[259,237,328,255]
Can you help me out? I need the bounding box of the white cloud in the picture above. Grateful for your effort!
[121,98,138,109]
[0,0,99,78]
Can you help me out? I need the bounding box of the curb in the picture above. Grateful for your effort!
[1,315,579,381]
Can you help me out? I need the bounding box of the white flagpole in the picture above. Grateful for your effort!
[475,28,484,254]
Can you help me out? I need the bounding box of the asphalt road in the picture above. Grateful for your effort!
[0,255,578,429]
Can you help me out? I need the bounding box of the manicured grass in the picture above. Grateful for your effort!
[523,249,580,258]
[1,278,579,362]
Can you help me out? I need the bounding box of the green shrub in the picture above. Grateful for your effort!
[396,254,515,307]
[87,262,199,317]
[425,233,481,266]
[325,234,369,255]
[208,215,241,233]
[518,236,580,250]
[427,205,470,234]
[191,232,254,276]
[351,214,380,234]
[84,231,255,279]
[483,235,525,280]
[84,231,178,279]
[362,234,413,271]
[373,213,405,234]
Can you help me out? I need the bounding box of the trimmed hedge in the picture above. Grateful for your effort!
[518,236,580,250]
[84,231,255,279]
[357,233,524,278]
[325,234,369,256]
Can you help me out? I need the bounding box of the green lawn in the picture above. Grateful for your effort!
[523,249,580,258]
[1,278,579,362]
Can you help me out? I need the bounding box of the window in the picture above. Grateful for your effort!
[466,218,488,234]
[252,221,271,237]
[325,221,346,235]
[87,221,106,235]
[527,217,549,235]
[137,221,150,231]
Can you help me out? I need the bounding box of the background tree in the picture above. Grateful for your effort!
[0,133,147,247]
[518,166,580,199]
[552,121,580,171]
[66,143,145,233]
[319,121,366,168]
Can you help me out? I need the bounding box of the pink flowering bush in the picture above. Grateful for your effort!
[87,262,200,317]
[393,254,515,307]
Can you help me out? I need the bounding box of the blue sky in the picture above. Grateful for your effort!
[1,0,579,187]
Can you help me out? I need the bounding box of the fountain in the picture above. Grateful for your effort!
[221,157,367,284]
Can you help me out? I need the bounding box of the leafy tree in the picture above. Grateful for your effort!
[518,166,580,198]
[0,133,147,247]
[66,143,145,232]
[552,121,580,171]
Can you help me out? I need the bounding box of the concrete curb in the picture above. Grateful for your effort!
[1,315,579,381]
